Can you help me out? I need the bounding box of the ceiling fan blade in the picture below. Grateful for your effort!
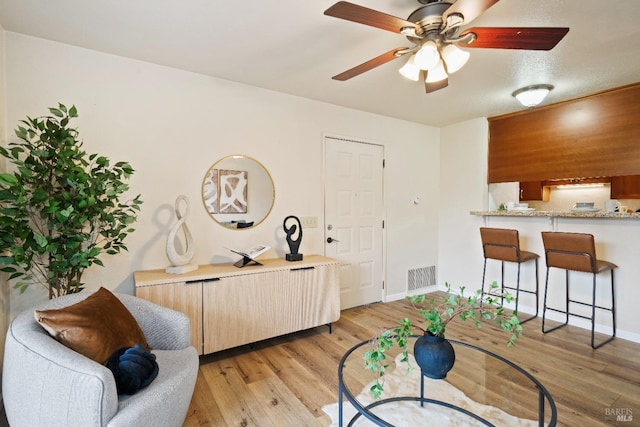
[422,70,448,93]
[443,0,500,29]
[324,1,418,34]
[332,48,408,81]
[460,27,570,50]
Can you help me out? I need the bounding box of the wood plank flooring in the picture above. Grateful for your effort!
[184,294,640,426]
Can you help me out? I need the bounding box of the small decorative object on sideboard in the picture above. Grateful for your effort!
[363,282,521,398]
[165,195,197,274]
[283,215,303,261]
[226,244,270,268]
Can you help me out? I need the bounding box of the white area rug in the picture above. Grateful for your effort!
[323,354,537,427]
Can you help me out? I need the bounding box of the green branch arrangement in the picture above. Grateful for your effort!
[363,282,522,398]
[0,103,143,298]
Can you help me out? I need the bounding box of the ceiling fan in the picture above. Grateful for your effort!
[324,0,569,93]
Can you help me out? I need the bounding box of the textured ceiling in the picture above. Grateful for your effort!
[1,0,639,127]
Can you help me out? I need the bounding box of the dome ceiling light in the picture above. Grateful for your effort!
[512,84,554,107]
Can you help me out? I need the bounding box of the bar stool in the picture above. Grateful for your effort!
[480,227,539,324]
[541,232,616,349]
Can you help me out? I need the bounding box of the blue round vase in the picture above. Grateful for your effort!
[413,333,456,379]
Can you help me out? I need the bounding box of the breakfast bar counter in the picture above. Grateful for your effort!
[470,210,640,219]
[467,208,640,343]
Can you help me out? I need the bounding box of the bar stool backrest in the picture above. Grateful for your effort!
[541,232,597,273]
[480,227,521,262]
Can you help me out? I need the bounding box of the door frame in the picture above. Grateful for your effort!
[322,133,387,304]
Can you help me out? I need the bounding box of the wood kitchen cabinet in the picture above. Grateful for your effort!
[134,255,340,355]
[488,83,640,183]
[611,175,640,199]
[519,181,550,201]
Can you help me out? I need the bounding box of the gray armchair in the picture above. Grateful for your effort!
[3,291,199,427]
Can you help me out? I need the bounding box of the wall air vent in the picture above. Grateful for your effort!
[408,266,436,292]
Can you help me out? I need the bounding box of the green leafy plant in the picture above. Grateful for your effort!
[363,282,522,398]
[0,103,143,298]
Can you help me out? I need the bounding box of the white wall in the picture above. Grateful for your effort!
[4,32,440,316]
[438,118,488,288]
[385,127,441,301]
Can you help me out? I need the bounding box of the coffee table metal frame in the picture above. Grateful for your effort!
[338,337,557,427]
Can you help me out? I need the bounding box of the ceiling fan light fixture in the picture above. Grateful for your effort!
[324,1,570,95]
[425,59,448,83]
[512,84,554,107]
[398,55,420,81]
[414,41,440,70]
[441,44,470,74]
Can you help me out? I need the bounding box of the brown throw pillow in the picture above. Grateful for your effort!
[34,287,149,364]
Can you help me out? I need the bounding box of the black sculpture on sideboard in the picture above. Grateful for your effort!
[283,215,303,261]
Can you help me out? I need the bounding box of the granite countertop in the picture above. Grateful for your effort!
[470,210,640,219]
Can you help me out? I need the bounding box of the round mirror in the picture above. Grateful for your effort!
[201,155,275,230]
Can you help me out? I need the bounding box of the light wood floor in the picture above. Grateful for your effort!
[184,295,640,426]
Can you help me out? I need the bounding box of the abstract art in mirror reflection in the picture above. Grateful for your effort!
[219,170,248,213]
[203,168,219,214]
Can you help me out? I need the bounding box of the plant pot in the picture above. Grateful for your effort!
[413,333,456,379]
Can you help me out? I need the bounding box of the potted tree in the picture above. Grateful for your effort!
[364,282,521,398]
[0,103,143,298]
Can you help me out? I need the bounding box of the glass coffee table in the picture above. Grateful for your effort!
[337,336,556,426]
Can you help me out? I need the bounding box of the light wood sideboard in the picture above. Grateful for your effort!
[133,255,340,355]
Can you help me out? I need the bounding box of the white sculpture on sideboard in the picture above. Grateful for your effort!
[166,195,197,274]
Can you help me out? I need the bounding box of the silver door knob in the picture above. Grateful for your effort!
[327,237,340,244]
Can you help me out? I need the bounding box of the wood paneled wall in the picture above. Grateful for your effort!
[488,83,640,183]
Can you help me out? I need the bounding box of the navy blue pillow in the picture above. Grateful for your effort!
[106,344,159,395]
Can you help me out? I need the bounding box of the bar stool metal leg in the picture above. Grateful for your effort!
[542,267,569,333]
[481,257,488,296]
[516,259,539,323]
[590,269,616,349]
